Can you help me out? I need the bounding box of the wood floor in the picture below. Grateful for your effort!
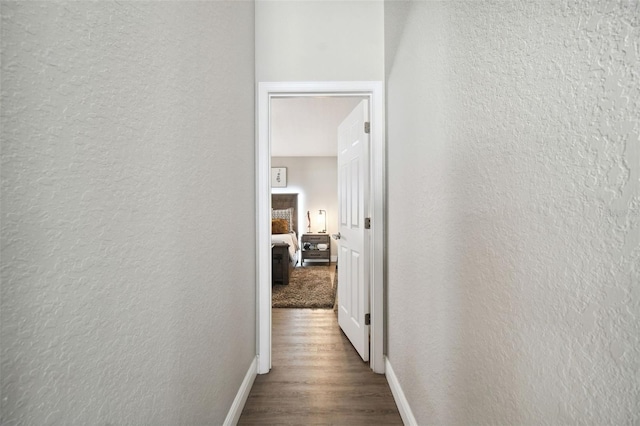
[238,308,402,425]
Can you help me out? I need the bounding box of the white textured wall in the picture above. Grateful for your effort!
[385,1,639,424]
[272,157,338,258]
[1,2,255,424]
[256,0,384,82]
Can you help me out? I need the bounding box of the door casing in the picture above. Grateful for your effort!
[256,81,385,374]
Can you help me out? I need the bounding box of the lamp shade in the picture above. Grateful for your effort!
[317,209,327,233]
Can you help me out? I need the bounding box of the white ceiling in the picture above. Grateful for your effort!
[271,96,365,157]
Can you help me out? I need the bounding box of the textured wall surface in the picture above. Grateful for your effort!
[1,2,255,424]
[385,1,639,424]
[255,0,384,81]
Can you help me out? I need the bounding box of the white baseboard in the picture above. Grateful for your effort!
[223,356,257,426]
[385,357,418,426]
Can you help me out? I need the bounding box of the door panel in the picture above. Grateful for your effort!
[337,100,369,362]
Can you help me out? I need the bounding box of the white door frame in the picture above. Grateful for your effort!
[256,81,385,374]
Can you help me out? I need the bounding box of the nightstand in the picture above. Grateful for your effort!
[301,234,331,264]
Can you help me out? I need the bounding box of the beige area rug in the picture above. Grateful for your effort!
[272,265,336,309]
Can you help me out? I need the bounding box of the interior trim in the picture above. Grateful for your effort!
[223,356,257,426]
[256,81,386,374]
[385,357,418,426]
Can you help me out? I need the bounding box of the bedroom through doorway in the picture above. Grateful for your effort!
[257,81,386,375]
[269,97,362,314]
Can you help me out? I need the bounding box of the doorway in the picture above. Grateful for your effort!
[256,82,385,375]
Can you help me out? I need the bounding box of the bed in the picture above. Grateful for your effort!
[271,194,300,285]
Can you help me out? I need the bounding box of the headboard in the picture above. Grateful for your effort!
[272,193,298,235]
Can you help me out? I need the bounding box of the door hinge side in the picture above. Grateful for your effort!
[364,217,371,229]
[365,313,371,325]
[364,122,370,134]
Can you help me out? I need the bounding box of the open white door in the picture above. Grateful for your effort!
[337,100,370,362]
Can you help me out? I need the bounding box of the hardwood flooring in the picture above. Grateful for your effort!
[238,308,402,425]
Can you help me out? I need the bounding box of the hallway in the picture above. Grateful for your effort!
[238,309,402,424]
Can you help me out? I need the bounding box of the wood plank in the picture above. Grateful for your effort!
[238,309,402,425]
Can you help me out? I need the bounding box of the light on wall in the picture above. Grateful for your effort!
[318,210,327,233]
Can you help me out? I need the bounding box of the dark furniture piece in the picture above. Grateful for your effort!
[272,242,291,285]
[272,193,298,234]
[271,193,299,285]
[301,233,331,264]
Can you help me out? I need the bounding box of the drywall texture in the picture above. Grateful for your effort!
[256,0,384,82]
[385,1,639,424]
[272,157,338,257]
[1,2,255,424]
